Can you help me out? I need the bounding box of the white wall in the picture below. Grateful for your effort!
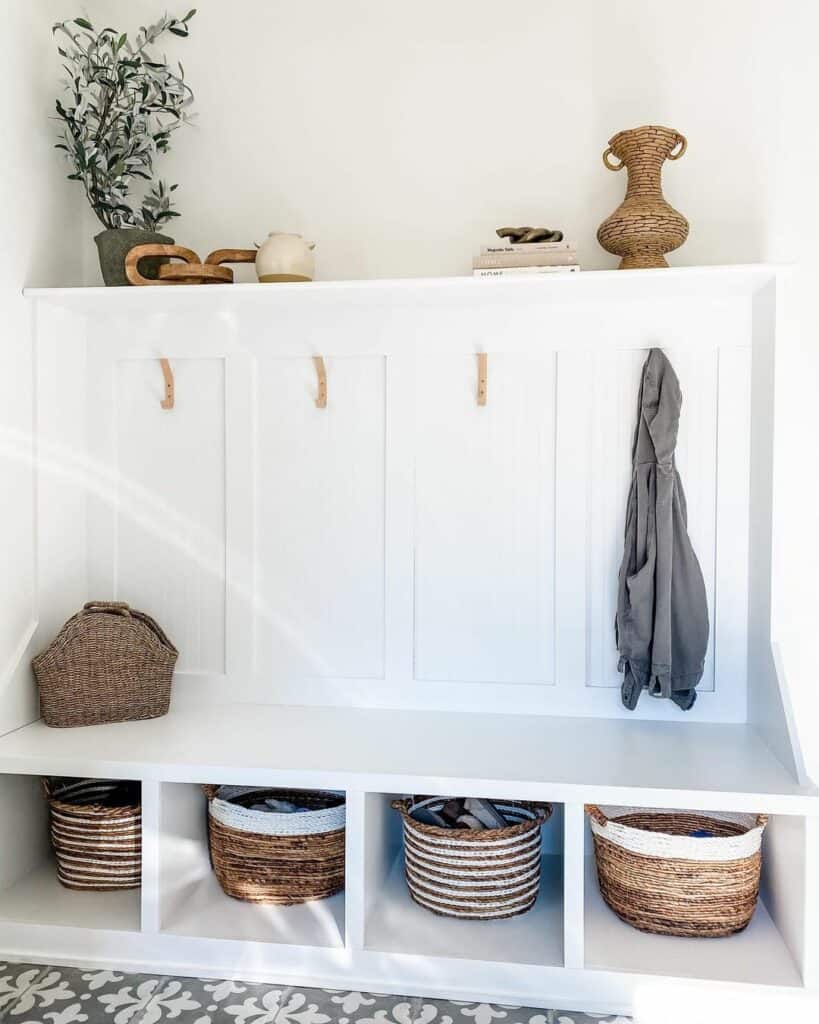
[85,0,790,280]
[5,2,818,772]
[0,4,85,732]
[87,0,818,773]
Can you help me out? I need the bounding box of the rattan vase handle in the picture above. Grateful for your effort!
[585,804,608,826]
[669,133,688,160]
[83,601,131,617]
[602,147,624,171]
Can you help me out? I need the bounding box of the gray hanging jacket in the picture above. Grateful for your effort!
[616,348,709,711]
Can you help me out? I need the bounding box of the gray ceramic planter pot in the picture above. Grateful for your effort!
[94,228,174,286]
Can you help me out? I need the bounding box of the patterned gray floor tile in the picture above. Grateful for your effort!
[0,964,49,1022]
[409,1001,549,1024]
[319,991,422,1024]
[0,965,170,1024]
[0,966,629,1024]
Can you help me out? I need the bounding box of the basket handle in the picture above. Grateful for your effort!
[755,813,769,829]
[390,798,410,814]
[83,601,131,617]
[668,132,688,160]
[602,147,624,171]
[202,784,220,801]
[585,804,608,826]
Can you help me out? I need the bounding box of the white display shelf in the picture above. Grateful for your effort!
[0,860,140,933]
[161,853,345,948]
[0,706,814,813]
[584,857,801,988]
[23,264,783,314]
[365,853,563,967]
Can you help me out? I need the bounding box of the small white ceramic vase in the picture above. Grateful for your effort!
[255,232,315,283]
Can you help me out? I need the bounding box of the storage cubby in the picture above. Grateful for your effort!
[363,792,564,966]
[0,773,141,933]
[158,782,346,948]
[582,807,804,987]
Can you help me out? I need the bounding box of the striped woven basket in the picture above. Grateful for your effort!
[391,797,551,920]
[43,777,142,891]
[587,804,768,937]
[204,786,346,905]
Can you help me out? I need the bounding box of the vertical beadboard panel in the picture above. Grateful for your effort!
[255,356,385,680]
[587,347,720,691]
[555,350,591,687]
[668,345,718,692]
[414,351,556,685]
[588,349,645,687]
[115,358,227,674]
[714,346,751,707]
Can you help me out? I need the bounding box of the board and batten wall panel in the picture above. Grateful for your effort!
[586,347,718,690]
[578,344,748,707]
[255,355,385,681]
[414,351,556,685]
[111,358,227,675]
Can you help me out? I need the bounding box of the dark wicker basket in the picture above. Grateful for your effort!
[203,786,346,905]
[32,601,177,728]
[44,777,142,891]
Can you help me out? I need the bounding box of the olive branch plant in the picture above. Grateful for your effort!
[53,10,196,231]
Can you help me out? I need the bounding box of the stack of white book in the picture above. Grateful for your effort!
[472,240,580,277]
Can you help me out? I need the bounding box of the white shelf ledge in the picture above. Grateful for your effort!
[23,263,785,314]
[365,853,563,967]
[161,854,345,948]
[0,705,815,812]
[0,860,140,933]
[584,857,801,988]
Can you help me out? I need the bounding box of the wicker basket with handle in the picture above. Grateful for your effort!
[43,777,142,891]
[32,601,178,728]
[586,804,768,937]
[391,797,551,920]
[203,786,346,905]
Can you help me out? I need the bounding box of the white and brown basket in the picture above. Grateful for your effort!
[391,797,551,920]
[43,777,142,891]
[587,804,768,937]
[203,786,346,905]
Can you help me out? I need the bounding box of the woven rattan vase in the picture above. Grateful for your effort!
[587,805,767,937]
[392,797,551,920]
[204,786,346,905]
[597,125,689,269]
[44,777,142,891]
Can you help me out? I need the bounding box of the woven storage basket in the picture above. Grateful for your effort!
[32,601,178,728]
[391,797,551,920]
[204,786,346,905]
[43,777,142,891]
[586,804,768,937]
